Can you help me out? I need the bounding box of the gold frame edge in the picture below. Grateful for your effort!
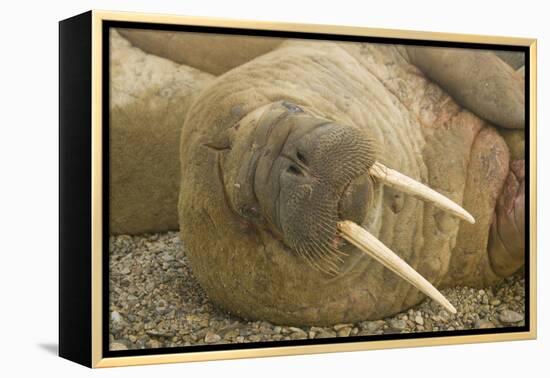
[91,10,104,368]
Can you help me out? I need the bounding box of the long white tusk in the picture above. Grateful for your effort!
[369,162,475,224]
[338,220,457,314]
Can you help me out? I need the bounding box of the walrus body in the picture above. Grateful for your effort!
[177,40,525,325]
[109,30,214,234]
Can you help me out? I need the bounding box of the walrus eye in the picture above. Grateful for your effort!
[281,101,303,113]
[287,165,303,176]
[296,150,307,165]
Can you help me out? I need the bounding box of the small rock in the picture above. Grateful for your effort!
[490,298,501,306]
[289,327,306,334]
[390,319,407,330]
[204,331,221,343]
[127,294,138,304]
[259,321,273,329]
[290,332,307,340]
[223,329,239,340]
[248,334,262,342]
[364,320,385,333]
[289,328,307,339]
[146,330,174,337]
[414,315,424,326]
[155,300,168,313]
[337,327,352,337]
[149,339,162,348]
[111,311,122,322]
[110,342,128,351]
[475,319,495,329]
[383,328,401,335]
[499,310,524,324]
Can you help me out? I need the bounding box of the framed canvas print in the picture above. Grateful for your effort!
[59,10,537,368]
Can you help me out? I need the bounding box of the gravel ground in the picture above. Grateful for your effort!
[109,232,526,351]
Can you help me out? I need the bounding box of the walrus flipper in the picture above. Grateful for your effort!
[406,46,525,130]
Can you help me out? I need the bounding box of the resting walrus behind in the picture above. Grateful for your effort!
[178,39,525,325]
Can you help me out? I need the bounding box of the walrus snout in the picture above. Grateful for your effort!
[279,122,374,226]
[243,102,377,274]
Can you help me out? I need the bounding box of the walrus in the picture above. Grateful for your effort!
[117,28,283,75]
[109,29,286,234]
[109,30,214,234]
[175,39,525,325]
[110,32,525,325]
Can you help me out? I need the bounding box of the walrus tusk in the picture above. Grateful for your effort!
[338,220,457,314]
[369,162,475,224]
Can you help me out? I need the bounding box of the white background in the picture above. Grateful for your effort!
[0,0,547,376]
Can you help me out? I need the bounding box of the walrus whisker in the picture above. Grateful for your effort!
[368,162,475,224]
[298,245,335,276]
[300,242,340,274]
[299,239,342,275]
[338,220,457,314]
[315,245,343,271]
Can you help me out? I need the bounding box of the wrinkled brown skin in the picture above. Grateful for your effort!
[117,28,284,75]
[498,66,526,161]
[178,40,525,325]
[406,46,525,129]
[109,30,214,234]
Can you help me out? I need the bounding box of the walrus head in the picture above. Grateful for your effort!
[222,101,474,313]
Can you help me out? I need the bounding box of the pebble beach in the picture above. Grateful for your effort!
[109,232,526,351]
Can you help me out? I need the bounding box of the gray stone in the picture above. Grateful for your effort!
[364,320,385,333]
[499,310,524,323]
[475,319,495,329]
[110,342,128,351]
[248,334,262,342]
[289,328,307,339]
[110,311,123,323]
[337,327,352,337]
[204,331,221,343]
[390,319,407,330]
